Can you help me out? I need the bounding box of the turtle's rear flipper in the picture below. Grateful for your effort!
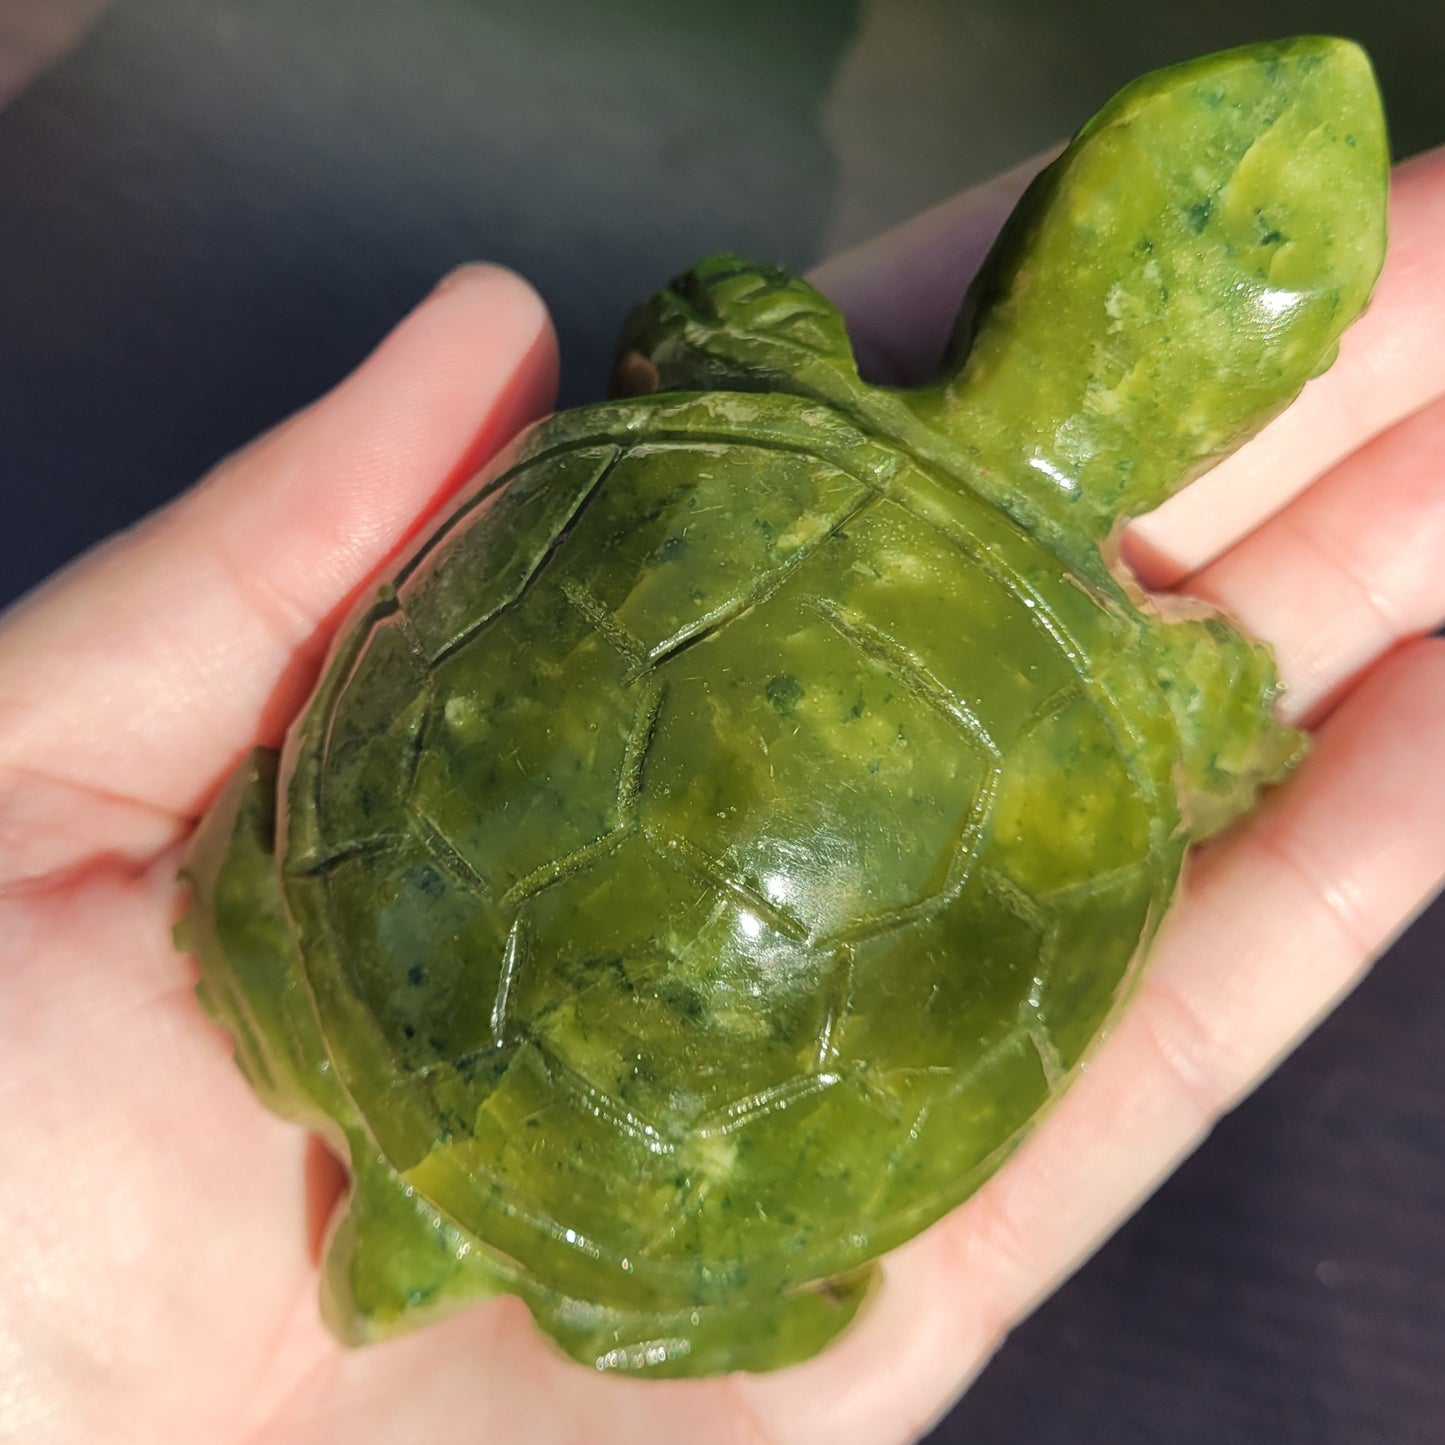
[182,748,347,1132]
[322,1139,513,1342]
[329,1139,876,1375]
[532,1263,877,1378]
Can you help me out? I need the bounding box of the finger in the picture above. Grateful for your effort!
[735,636,1445,1444]
[1180,389,1445,724]
[1129,144,1445,585]
[809,148,1059,385]
[0,265,557,872]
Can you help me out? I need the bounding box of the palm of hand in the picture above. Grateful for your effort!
[2,150,1443,1445]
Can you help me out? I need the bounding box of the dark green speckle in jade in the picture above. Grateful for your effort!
[182,38,1388,1376]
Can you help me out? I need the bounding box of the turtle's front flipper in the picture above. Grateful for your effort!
[917,37,1387,573]
[1145,612,1308,840]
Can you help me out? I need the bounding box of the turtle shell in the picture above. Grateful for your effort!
[279,387,1183,1339]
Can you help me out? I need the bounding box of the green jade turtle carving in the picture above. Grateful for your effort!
[183,38,1388,1376]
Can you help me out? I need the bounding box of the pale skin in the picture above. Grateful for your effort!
[1,144,1443,1445]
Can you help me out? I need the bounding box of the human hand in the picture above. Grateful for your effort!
[2,145,1442,1444]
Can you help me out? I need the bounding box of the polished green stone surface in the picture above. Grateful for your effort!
[183,37,1387,1376]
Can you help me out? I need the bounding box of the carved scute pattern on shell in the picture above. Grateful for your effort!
[283,394,1177,1309]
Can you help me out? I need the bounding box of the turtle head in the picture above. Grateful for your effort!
[913,35,1389,567]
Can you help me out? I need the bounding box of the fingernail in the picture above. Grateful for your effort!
[430,262,511,300]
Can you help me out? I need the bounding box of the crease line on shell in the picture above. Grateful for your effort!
[499,824,637,912]
[887,482,1169,828]
[691,1070,844,1139]
[637,480,888,676]
[822,764,1001,949]
[806,595,1002,758]
[406,799,494,900]
[528,1038,676,1158]
[560,577,651,670]
[391,439,619,598]
[281,833,410,878]
[490,916,526,1047]
[616,682,667,821]
[424,445,623,668]
[641,829,809,944]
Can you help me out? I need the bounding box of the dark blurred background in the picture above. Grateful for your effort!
[2,3,1440,1441]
